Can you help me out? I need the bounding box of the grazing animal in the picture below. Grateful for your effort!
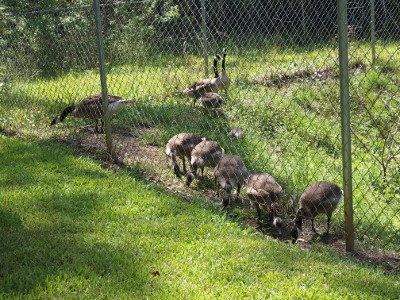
[165,133,204,178]
[273,216,283,236]
[200,92,223,109]
[217,48,230,91]
[227,128,244,139]
[246,173,284,235]
[186,140,224,186]
[199,53,226,109]
[214,155,249,209]
[50,94,134,133]
[291,181,343,243]
[181,55,222,105]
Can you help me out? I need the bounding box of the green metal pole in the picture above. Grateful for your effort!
[370,0,376,65]
[337,0,354,252]
[93,0,113,156]
[200,0,209,77]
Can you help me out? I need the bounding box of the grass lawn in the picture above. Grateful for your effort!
[0,134,399,299]
[1,40,399,250]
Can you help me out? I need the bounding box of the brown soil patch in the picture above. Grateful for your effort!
[296,231,399,275]
[56,127,164,166]
[252,68,338,88]
[0,127,18,137]
[348,250,399,275]
[251,63,366,88]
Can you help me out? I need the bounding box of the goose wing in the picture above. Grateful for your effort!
[182,78,217,97]
[74,99,103,119]
[202,147,224,166]
[81,94,124,104]
[247,174,282,199]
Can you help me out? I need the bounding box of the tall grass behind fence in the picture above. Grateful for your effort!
[0,4,101,141]
[0,0,399,253]
[346,0,400,250]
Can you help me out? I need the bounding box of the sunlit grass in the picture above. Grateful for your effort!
[0,39,399,251]
[0,135,399,298]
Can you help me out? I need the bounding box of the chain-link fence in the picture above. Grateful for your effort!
[0,0,399,254]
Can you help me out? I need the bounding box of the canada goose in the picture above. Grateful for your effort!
[214,155,249,208]
[186,140,224,186]
[50,94,134,133]
[227,128,244,139]
[217,48,230,91]
[181,55,222,105]
[165,133,204,178]
[198,48,232,108]
[246,173,284,234]
[291,181,343,242]
[200,92,223,109]
[273,216,283,236]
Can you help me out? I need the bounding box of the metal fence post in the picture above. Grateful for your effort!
[337,0,354,252]
[370,0,376,65]
[93,0,113,156]
[200,0,209,77]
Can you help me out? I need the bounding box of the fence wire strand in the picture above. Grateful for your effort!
[0,0,399,253]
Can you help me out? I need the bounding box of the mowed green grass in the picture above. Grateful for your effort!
[0,135,399,299]
[1,40,399,250]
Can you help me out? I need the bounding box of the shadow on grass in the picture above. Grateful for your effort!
[0,134,399,298]
[0,211,147,296]
[115,101,256,162]
[0,138,110,188]
[0,89,57,112]
[0,137,150,297]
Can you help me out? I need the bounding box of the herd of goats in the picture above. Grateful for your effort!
[49,48,344,243]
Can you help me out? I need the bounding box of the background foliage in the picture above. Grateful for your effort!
[2,0,400,75]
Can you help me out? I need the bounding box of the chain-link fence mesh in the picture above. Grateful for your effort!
[0,0,399,253]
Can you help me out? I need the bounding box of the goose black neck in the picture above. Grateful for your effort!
[222,53,226,72]
[213,57,219,78]
[60,106,75,122]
